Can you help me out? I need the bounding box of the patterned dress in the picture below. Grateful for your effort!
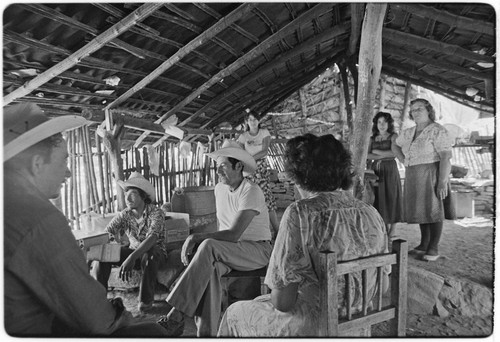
[395,123,455,223]
[369,134,404,224]
[218,191,388,337]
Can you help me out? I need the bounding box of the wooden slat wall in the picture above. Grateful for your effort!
[61,129,219,229]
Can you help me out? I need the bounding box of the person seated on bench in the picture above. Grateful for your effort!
[218,133,389,337]
[91,172,168,312]
[4,103,167,337]
[157,140,273,337]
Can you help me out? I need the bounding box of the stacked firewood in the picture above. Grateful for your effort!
[270,172,297,209]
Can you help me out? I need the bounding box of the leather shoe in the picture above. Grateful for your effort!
[157,315,185,337]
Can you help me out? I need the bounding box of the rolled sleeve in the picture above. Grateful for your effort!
[265,205,307,289]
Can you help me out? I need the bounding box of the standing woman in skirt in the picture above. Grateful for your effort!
[237,111,279,239]
[393,98,454,261]
[367,112,404,241]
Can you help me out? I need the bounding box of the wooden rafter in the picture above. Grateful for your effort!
[382,66,494,114]
[3,3,163,105]
[348,3,365,56]
[392,3,495,36]
[180,22,350,126]
[20,3,147,59]
[161,2,335,126]
[104,3,256,111]
[202,48,344,129]
[383,28,495,64]
[383,45,492,82]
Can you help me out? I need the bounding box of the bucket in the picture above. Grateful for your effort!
[171,186,217,234]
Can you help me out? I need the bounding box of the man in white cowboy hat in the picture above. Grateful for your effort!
[3,103,167,336]
[157,139,273,337]
[91,171,168,312]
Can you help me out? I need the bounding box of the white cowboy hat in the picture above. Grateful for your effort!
[117,172,156,201]
[206,139,257,176]
[3,103,87,162]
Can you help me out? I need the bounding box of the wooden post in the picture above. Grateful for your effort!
[351,3,387,200]
[378,74,387,111]
[100,122,126,211]
[339,61,353,140]
[401,81,412,126]
[299,88,308,134]
[95,131,106,214]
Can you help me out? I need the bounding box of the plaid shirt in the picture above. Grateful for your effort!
[106,204,167,257]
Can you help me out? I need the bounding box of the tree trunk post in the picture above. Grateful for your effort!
[351,3,387,200]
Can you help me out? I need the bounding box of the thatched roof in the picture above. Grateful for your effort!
[3,3,495,145]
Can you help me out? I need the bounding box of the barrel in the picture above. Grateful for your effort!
[171,186,217,234]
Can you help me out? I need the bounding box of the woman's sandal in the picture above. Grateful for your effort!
[422,254,440,261]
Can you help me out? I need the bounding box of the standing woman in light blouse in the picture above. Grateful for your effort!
[237,111,279,238]
[393,98,454,261]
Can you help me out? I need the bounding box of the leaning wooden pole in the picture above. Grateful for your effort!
[351,3,387,200]
[95,131,107,214]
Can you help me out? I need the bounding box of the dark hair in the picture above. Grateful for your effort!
[4,133,64,170]
[409,98,436,121]
[371,112,395,136]
[125,186,152,204]
[284,133,354,192]
[243,112,261,131]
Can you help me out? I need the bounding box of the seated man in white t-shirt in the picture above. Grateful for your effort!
[157,140,273,337]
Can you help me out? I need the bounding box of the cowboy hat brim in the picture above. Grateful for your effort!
[4,115,87,162]
[117,178,156,201]
[206,147,257,176]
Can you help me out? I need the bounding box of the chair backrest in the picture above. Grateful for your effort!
[318,239,408,337]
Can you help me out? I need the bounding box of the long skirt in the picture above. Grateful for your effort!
[372,159,404,224]
[404,162,455,224]
[247,158,277,211]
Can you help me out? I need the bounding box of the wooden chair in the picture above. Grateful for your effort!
[221,266,269,313]
[318,239,408,337]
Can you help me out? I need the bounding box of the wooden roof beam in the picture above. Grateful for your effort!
[382,61,493,109]
[348,3,365,56]
[192,2,261,44]
[199,47,343,128]
[382,68,494,115]
[162,3,335,125]
[383,58,488,100]
[383,44,493,82]
[181,22,350,126]
[209,54,339,128]
[104,3,256,111]
[3,3,164,105]
[382,28,495,64]
[20,3,149,60]
[5,60,184,102]
[392,3,494,36]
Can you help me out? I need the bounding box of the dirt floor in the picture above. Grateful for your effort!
[109,215,495,338]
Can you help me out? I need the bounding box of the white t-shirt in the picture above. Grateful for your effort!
[237,128,271,157]
[215,179,271,241]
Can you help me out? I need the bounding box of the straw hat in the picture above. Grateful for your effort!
[117,172,156,201]
[3,103,87,162]
[206,139,257,176]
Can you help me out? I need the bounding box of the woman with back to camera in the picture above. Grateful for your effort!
[237,111,279,239]
[218,133,388,337]
[392,98,454,261]
[367,111,404,242]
